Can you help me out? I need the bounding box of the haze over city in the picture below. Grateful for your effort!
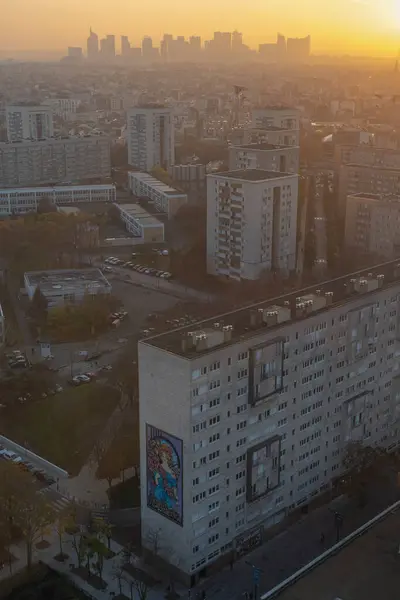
[1,0,400,57]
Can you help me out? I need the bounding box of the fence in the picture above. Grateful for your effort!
[0,434,68,479]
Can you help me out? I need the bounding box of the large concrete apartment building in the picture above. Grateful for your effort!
[338,163,400,216]
[0,137,111,188]
[345,192,400,259]
[126,105,175,171]
[246,106,300,147]
[139,260,400,584]
[6,105,54,142]
[206,169,298,280]
[229,143,299,174]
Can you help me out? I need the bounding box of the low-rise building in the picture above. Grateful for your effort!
[229,143,299,173]
[24,269,111,308]
[0,184,116,216]
[128,171,187,218]
[116,203,164,242]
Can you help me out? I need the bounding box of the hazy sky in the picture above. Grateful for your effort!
[2,0,400,55]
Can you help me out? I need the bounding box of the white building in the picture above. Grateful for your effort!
[126,105,175,170]
[0,184,116,216]
[24,269,111,308]
[0,137,111,188]
[207,169,298,281]
[116,203,164,242]
[6,105,54,142]
[128,171,187,219]
[229,143,299,174]
[139,261,400,584]
[247,106,300,147]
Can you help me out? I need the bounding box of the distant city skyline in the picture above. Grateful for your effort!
[1,0,400,57]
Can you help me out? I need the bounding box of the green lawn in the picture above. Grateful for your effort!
[1,383,120,476]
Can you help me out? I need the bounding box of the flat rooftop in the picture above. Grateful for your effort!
[274,506,400,600]
[232,143,295,151]
[345,163,400,172]
[117,203,163,227]
[144,258,400,357]
[0,184,115,194]
[129,172,186,196]
[349,192,400,201]
[24,269,111,294]
[211,169,295,181]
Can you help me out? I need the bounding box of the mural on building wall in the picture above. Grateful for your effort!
[146,424,183,526]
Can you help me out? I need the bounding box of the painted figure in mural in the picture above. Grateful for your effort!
[147,436,180,518]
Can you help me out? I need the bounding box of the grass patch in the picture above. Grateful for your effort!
[109,476,140,510]
[0,383,120,475]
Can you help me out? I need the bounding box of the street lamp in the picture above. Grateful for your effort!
[245,561,263,600]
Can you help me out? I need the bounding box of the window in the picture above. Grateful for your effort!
[209,433,220,443]
[237,386,248,397]
[236,437,247,448]
[209,501,220,512]
[209,398,220,408]
[193,545,200,554]
[210,361,220,372]
[238,351,248,361]
[235,470,246,480]
[238,368,248,380]
[209,415,221,426]
[208,484,220,495]
[208,450,220,461]
[208,467,220,479]
[237,420,247,430]
[278,418,288,427]
[192,421,207,433]
[208,533,220,545]
[209,380,221,390]
[237,403,248,414]
[193,491,206,503]
[193,477,199,486]
[236,453,246,464]
[209,517,219,528]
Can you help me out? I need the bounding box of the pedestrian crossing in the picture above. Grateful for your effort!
[38,489,71,514]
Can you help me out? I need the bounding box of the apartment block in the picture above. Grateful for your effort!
[334,144,400,168]
[207,169,298,280]
[0,184,116,216]
[229,143,299,174]
[6,105,54,142]
[139,260,400,584]
[127,105,175,170]
[128,171,187,218]
[0,137,111,188]
[248,106,300,146]
[345,192,400,259]
[338,163,400,216]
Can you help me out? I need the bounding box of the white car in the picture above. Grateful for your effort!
[72,374,91,385]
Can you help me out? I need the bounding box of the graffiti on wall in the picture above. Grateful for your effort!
[146,424,183,526]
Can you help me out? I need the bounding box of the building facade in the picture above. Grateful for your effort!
[139,261,400,583]
[229,143,299,174]
[0,184,116,216]
[127,105,175,170]
[0,302,4,346]
[345,192,400,259]
[116,203,164,242]
[206,169,298,280]
[128,171,187,218]
[0,137,111,187]
[334,144,400,169]
[339,163,400,216]
[249,107,300,146]
[6,106,54,142]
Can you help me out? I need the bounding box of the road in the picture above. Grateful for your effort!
[195,472,400,600]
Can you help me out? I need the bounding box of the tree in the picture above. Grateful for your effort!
[145,527,162,559]
[112,557,125,596]
[15,494,55,569]
[132,578,150,600]
[28,286,48,327]
[342,442,396,506]
[71,530,87,569]
[87,534,108,580]
[92,516,112,551]
[37,196,57,214]
[55,507,74,560]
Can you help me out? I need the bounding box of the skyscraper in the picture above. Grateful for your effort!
[232,30,243,53]
[142,36,154,62]
[121,35,131,58]
[286,35,311,61]
[100,35,115,61]
[87,28,99,61]
[126,105,175,171]
[276,33,287,60]
[6,105,54,142]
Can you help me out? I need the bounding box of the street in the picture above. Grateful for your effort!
[196,472,400,600]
